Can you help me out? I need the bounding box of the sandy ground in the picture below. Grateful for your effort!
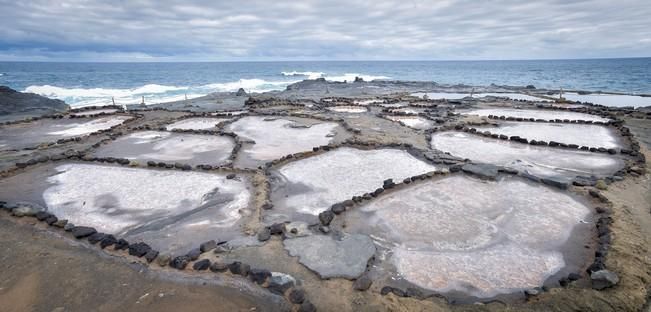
[0,217,288,312]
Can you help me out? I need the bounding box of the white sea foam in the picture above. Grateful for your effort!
[25,73,390,108]
[281,71,390,82]
[281,71,325,79]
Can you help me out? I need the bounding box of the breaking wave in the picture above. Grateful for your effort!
[23,79,296,108]
[23,72,390,107]
[281,71,325,80]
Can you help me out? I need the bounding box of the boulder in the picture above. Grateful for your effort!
[128,242,152,257]
[249,269,272,285]
[228,261,251,276]
[200,240,218,252]
[114,239,129,250]
[87,232,106,244]
[144,249,159,263]
[591,270,619,290]
[353,275,373,291]
[257,227,271,241]
[187,248,202,261]
[99,235,117,249]
[288,288,305,304]
[170,256,190,270]
[268,272,296,295]
[193,259,211,271]
[283,234,375,279]
[71,226,97,239]
[210,261,228,272]
[318,210,334,225]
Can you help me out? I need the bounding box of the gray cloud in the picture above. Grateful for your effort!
[0,0,649,61]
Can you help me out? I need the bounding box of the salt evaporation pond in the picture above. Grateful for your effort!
[412,92,545,101]
[488,122,621,149]
[344,175,593,299]
[93,131,234,166]
[461,108,610,122]
[431,131,623,180]
[559,93,651,108]
[0,116,131,150]
[270,147,437,220]
[0,163,252,254]
[385,116,433,130]
[226,116,339,168]
[165,117,231,130]
[326,106,368,113]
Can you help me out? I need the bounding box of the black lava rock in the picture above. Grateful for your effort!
[170,256,190,270]
[114,239,129,250]
[269,223,285,235]
[353,275,372,291]
[71,226,97,239]
[144,249,159,263]
[249,269,271,285]
[318,210,334,225]
[187,248,202,261]
[288,288,306,304]
[128,242,152,257]
[45,215,58,225]
[228,261,250,276]
[226,173,236,179]
[257,228,271,241]
[193,259,211,270]
[200,240,217,252]
[35,211,51,221]
[100,235,117,249]
[330,203,346,215]
[210,261,228,272]
[87,232,106,244]
[298,301,316,312]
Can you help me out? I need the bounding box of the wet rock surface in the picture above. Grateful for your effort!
[284,234,376,279]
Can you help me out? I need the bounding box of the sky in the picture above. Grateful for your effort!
[0,0,650,62]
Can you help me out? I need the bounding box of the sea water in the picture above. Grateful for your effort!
[1,58,649,107]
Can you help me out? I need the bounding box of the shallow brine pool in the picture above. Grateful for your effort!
[0,116,132,150]
[487,122,621,149]
[385,116,433,130]
[0,163,252,254]
[269,147,437,220]
[431,131,623,181]
[343,175,593,299]
[165,117,231,130]
[461,108,609,123]
[226,116,339,168]
[93,131,234,166]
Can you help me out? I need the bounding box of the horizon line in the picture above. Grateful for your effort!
[0,56,650,63]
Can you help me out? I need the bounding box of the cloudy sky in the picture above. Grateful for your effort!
[1,0,650,61]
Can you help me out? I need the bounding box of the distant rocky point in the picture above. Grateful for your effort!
[0,86,69,121]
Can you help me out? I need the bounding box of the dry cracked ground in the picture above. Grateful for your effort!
[0,80,650,312]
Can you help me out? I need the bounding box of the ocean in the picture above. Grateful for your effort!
[0,58,649,107]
